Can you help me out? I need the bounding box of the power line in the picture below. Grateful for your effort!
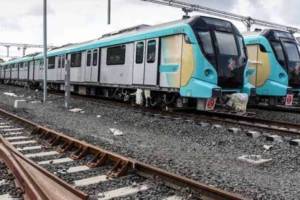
[141,0,300,33]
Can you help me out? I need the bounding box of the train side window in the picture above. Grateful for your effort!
[107,45,126,65]
[198,32,214,55]
[71,52,82,67]
[48,57,55,69]
[86,51,91,67]
[135,42,144,64]
[147,40,156,63]
[93,49,98,66]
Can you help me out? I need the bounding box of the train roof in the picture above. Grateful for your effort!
[43,16,199,58]
[244,29,294,39]
[1,15,238,65]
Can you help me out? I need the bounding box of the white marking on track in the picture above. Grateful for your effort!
[17,145,42,151]
[0,194,14,200]
[38,157,73,165]
[2,128,23,132]
[0,179,6,186]
[0,125,11,129]
[67,166,90,173]
[97,184,150,200]
[163,195,183,200]
[3,132,23,136]
[10,140,36,145]
[25,151,58,158]
[74,175,109,186]
[5,136,29,141]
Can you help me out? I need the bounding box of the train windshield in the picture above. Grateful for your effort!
[283,42,300,87]
[191,16,247,89]
[264,30,300,87]
[215,32,238,56]
[211,31,246,88]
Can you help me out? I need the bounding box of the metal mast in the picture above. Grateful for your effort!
[43,0,48,103]
[141,0,300,33]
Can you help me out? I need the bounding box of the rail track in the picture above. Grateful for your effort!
[250,104,300,114]
[0,107,246,200]
[71,94,300,136]
[47,90,300,137]
[5,84,300,137]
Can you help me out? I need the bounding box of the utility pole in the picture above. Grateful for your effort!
[43,0,48,103]
[64,59,70,109]
[108,0,111,24]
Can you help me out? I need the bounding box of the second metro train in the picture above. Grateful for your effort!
[0,16,254,110]
[244,29,300,106]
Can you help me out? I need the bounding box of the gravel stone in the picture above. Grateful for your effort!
[0,85,300,199]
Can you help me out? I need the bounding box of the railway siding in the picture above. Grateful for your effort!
[0,85,299,199]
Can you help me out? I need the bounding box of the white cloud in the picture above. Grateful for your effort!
[0,0,300,57]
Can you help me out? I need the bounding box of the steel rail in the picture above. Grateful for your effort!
[0,136,87,200]
[250,105,300,114]
[47,90,300,136]
[0,107,247,200]
[193,110,300,135]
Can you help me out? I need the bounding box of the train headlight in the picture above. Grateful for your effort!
[204,69,214,79]
[279,73,286,79]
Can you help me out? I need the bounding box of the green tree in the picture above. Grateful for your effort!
[0,58,4,63]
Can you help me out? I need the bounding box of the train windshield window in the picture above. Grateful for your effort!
[93,49,98,66]
[198,32,214,55]
[71,52,82,67]
[215,32,238,56]
[107,45,126,65]
[238,36,247,65]
[86,51,91,66]
[271,42,285,65]
[135,42,144,64]
[283,42,300,62]
[48,57,55,69]
[147,40,156,63]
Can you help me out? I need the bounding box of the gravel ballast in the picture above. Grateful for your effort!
[0,84,300,199]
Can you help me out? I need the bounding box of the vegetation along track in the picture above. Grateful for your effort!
[0,107,246,200]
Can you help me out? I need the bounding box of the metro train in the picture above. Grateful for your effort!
[244,29,300,106]
[0,16,254,110]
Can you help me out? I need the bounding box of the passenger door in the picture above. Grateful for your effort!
[91,49,99,82]
[144,38,159,86]
[133,41,145,85]
[84,51,92,82]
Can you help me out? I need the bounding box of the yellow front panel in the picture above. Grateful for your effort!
[246,45,270,87]
[181,39,195,86]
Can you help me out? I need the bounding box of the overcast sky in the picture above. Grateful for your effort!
[1,0,300,57]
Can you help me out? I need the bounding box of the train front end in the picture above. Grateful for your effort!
[244,30,300,106]
[180,16,254,110]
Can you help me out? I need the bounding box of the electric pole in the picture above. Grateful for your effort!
[108,0,111,24]
[43,0,48,103]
